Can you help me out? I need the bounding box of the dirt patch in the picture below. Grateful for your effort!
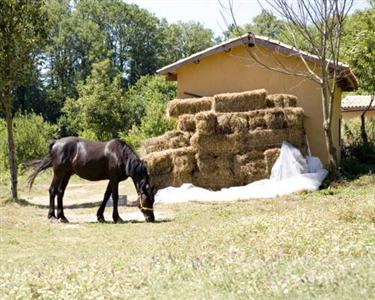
[23,178,139,207]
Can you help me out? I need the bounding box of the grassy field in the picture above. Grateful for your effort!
[1,174,375,299]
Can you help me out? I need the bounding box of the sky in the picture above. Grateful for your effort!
[123,0,371,36]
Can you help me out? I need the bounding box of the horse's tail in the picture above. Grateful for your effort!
[27,140,55,190]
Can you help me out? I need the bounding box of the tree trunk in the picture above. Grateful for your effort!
[3,92,18,200]
[321,85,338,178]
[360,94,374,146]
[360,113,368,146]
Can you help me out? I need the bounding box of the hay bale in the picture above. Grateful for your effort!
[233,152,268,184]
[213,89,267,112]
[191,132,241,156]
[247,111,267,130]
[150,173,173,189]
[264,148,280,175]
[239,129,289,152]
[171,147,196,173]
[235,160,268,184]
[217,113,248,134]
[264,108,286,129]
[145,147,196,189]
[177,114,196,132]
[167,97,213,118]
[235,151,264,164]
[195,111,217,134]
[169,132,192,149]
[288,128,306,150]
[196,154,233,174]
[141,131,191,154]
[144,89,306,190]
[266,94,297,108]
[143,151,173,176]
[284,107,304,129]
[192,171,237,190]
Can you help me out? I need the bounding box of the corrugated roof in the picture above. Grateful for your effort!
[157,33,358,92]
[342,95,375,111]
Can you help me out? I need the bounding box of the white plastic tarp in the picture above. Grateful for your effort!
[155,142,328,204]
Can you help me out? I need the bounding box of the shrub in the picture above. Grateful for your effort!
[120,75,177,150]
[120,100,176,151]
[0,113,58,171]
[341,119,375,177]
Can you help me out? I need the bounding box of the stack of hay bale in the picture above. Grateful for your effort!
[141,89,306,190]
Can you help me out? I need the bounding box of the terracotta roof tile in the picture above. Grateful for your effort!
[342,95,375,111]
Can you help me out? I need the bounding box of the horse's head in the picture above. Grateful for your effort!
[138,179,157,222]
[125,155,157,222]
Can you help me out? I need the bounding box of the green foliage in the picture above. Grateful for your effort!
[120,75,177,149]
[0,113,58,171]
[163,21,215,64]
[341,8,375,94]
[44,0,166,109]
[0,0,49,97]
[223,9,284,40]
[245,9,284,39]
[60,59,128,140]
[125,74,177,125]
[341,119,375,176]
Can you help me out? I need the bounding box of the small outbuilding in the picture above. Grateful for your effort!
[341,95,375,120]
[157,33,358,165]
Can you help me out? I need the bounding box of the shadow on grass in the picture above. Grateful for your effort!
[5,198,104,209]
[87,219,172,225]
[51,219,173,225]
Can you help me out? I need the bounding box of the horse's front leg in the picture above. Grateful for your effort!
[111,180,124,223]
[96,181,111,223]
[56,174,70,223]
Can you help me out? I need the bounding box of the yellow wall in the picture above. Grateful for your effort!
[342,110,375,120]
[174,44,342,165]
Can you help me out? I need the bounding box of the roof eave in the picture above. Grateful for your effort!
[157,33,358,91]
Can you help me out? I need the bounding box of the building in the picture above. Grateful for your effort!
[157,33,358,165]
[341,95,375,120]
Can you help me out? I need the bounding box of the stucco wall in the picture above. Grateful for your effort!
[174,44,342,165]
[342,110,375,120]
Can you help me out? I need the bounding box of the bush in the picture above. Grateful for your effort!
[341,119,375,177]
[120,75,177,150]
[120,100,176,151]
[0,113,58,171]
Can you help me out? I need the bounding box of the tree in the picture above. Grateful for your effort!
[342,7,375,145]
[0,0,49,200]
[163,21,215,64]
[222,0,354,175]
[60,59,129,140]
[245,9,284,39]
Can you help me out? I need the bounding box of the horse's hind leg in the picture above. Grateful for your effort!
[48,175,59,221]
[56,174,71,223]
[96,181,111,223]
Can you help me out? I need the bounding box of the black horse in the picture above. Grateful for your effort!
[28,137,156,223]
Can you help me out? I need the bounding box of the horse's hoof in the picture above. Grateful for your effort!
[49,216,58,224]
[97,216,106,223]
[59,217,69,223]
[114,217,124,224]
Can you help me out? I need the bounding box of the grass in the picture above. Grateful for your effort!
[0,175,374,299]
